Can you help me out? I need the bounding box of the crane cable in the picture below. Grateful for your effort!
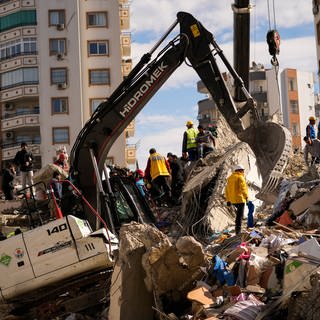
[266,0,280,67]
[266,0,282,122]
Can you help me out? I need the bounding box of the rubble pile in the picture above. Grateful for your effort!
[109,221,320,320]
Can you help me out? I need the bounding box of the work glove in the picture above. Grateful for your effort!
[227,201,231,207]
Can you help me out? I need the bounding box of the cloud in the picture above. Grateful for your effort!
[128,0,317,169]
[134,126,185,169]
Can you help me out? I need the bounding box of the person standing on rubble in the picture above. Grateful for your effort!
[303,136,320,166]
[145,148,171,205]
[182,120,198,161]
[306,116,316,142]
[196,125,216,159]
[13,142,34,190]
[167,153,184,205]
[225,164,248,234]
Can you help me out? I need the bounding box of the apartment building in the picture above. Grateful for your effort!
[0,0,135,173]
[249,62,281,122]
[280,68,315,149]
[196,63,281,129]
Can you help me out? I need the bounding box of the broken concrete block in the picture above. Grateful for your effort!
[187,286,215,305]
[289,186,320,216]
[283,238,320,295]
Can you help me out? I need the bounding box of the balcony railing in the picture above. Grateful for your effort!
[3,108,39,119]
[2,138,40,150]
[1,81,39,91]
[0,51,38,62]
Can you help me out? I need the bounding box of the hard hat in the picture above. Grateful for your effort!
[309,116,316,121]
[186,120,193,126]
[136,169,144,177]
[234,164,244,171]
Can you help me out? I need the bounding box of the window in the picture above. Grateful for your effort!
[52,97,68,114]
[49,10,65,26]
[49,38,66,55]
[51,68,67,84]
[53,127,69,144]
[88,40,109,56]
[90,98,106,114]
[87,12,108,27]
[290,100,299,114]
[23,37,37,53]
[0,38,37,60]
[1,67,38,89]
[89,69,110,85]
[0,10,37,32]
[291,123,300,136]
[289,78,297,91]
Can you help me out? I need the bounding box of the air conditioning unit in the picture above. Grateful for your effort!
[56,23,65,31]
[5,131,14,139]
[57,82,67,90]
[5,103,14,111]
[56,53,64,60]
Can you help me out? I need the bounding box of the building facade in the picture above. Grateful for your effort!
[0,0,135,174]
[249,62,281,122]
[281,68,315,149]
[196,63,281,131]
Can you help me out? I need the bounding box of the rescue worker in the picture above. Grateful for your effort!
[54,153,69,172]
[134,169,146,197]
[306,116,316,141]
[303,136,320,166]
[225,164,248,235]
[167,153,184,205]
[182,120,198,161]
[145,148,171,205]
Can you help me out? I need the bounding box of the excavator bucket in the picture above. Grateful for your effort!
[239,121,292,202]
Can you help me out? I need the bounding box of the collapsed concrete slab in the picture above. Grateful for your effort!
[289,185,320,216]
[179,139,262,236]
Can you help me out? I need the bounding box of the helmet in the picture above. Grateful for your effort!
[234,164,244,171]
[186,120,193,126]
[309,116,316,121]
[136,169,144,177]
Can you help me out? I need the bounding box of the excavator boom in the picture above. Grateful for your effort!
[70,12,291,227]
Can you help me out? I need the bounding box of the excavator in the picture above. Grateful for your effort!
[70,11,292,231]
[0,11,291,316]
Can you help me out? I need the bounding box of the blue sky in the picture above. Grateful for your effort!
[127,0,317,169]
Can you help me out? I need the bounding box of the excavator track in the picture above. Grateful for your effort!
[7,269,112,319]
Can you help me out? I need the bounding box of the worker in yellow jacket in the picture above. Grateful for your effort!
[145,148,171,205]
[225,164,248,234]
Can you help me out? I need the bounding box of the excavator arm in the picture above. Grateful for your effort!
[70,12,291,228]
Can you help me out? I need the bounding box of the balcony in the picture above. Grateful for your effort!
[251,92,267,102]
[121,59,132,77]
[2,110,40,131]
[1,83,39,101]
[125,120,135,138]
[198,98,216,113]
[119,7,130,30]
[125,144,136,165]
[2,140,40,161]
[120,33,131,57]
[197,81,208,94]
